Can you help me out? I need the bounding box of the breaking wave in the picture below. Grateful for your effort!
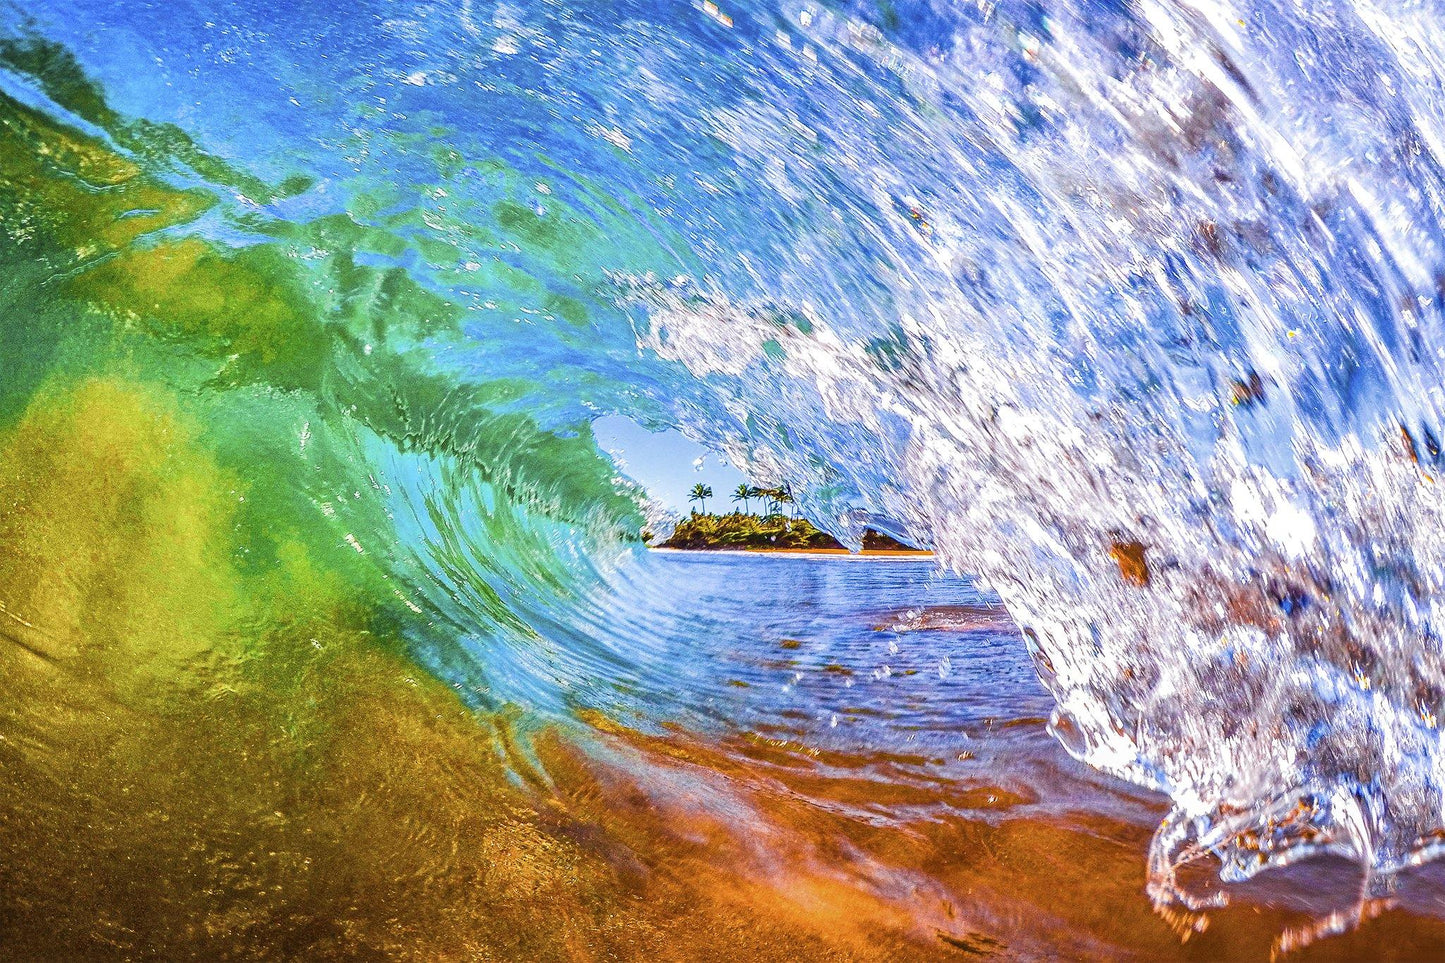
[4,0,1445,940]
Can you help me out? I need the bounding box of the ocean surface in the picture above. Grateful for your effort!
[7,0,1445,957]
[574,553,1047,735]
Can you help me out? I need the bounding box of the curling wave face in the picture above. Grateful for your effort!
[3,0,1445,941]
[623,0,1445,907]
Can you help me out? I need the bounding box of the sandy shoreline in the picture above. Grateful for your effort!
[648,547,934,558]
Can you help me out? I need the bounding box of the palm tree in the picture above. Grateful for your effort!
[760,486,788,517]
[778,485,797,519]
[689,483,713,514]
[732,484,752,514]
[757,486,776,516]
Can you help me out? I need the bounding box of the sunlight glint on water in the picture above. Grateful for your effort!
[3,0,1445,955]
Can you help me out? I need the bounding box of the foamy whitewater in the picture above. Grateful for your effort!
[627,0,1445,910]
[4,0,1445,943]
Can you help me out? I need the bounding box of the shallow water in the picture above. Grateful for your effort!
[577,553,1046,737]
[3,532,1443,958]
[7,0,1445,955]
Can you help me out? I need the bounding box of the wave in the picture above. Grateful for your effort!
[4,0,1445,945]
[616,0,1445,914]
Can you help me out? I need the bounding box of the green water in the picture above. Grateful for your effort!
[0,41,669,955]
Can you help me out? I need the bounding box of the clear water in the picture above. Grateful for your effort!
[6,0,1445,956]
[582,553,1047,749]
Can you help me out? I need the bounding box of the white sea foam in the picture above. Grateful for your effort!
[618,0,1445,911]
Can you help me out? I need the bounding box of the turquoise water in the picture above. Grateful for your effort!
[6,0,1445,955]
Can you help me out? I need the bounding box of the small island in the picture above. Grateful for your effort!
[650,484,929,555]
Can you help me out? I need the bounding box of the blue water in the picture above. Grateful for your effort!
[7,0,1445,947]
[592,553,1046,740]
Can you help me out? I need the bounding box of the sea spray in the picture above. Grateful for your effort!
[5,0,1445,939]
[621,0,1445,909]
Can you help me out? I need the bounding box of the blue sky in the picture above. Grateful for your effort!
[592,414,750,512]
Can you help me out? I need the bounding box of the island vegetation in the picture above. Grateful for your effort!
[654,485,924,553]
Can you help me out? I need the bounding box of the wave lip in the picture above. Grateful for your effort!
[621,0,1445,914]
